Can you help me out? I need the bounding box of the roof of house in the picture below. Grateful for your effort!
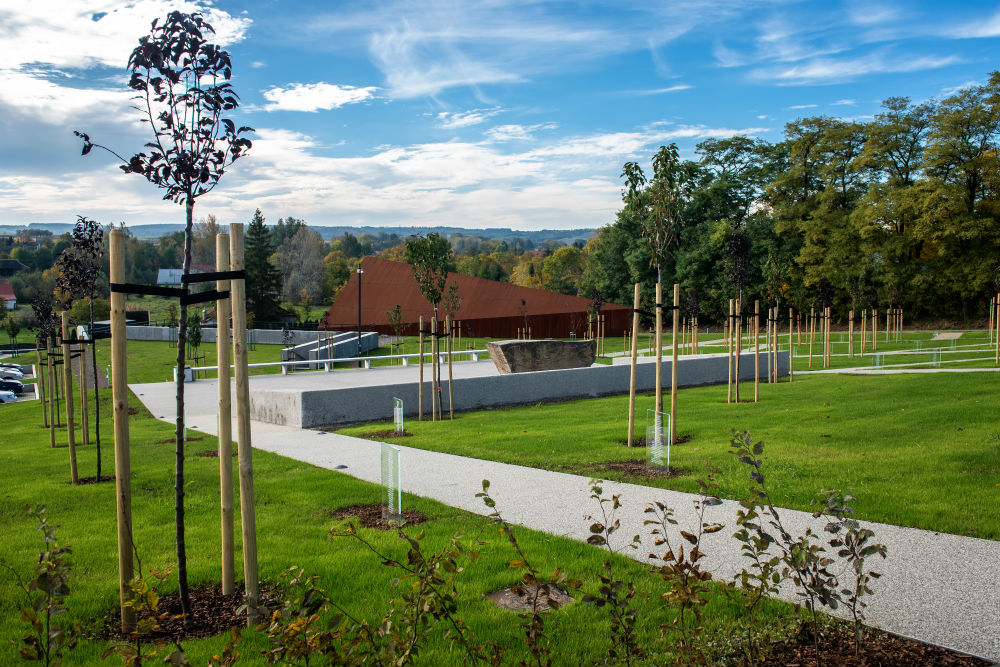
[0,259,27,271]
[324,256,626,327]
[0,282,15,300]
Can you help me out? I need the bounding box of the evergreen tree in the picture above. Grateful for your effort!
[245,208,283,322]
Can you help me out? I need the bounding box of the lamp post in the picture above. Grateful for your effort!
[356,267,364,358]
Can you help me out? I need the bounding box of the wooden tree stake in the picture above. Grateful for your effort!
[109,230,135,633]
[47,337,57,447]
[655,282,663,414]
[788,307,794,382]
[215,233,234,595]
[446,314,454,420]
[754,301,760,402]
[727,298,734,402]
[37,344,48,428]
[670,283,679,443]
[78,344,89,445]
[627,284,640,447]
[61,311,78,484]
[418,315,424,420]
[808,307,815,368]
[229,224,259,624]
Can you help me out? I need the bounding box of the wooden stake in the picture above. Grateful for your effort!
[788,308,794,383]
[109,230,135,633]
[215,233,234,596]
[808,307,815,368]
[418,316,424,420]
[627,284,640,447]
[848,310,854,358]
[694,316,699,354]
[727,299,734,402]
[655,282,663,414]
[734,299,742,402]
[431,315,438,421]
[446,314,454,420]
[47,337,56,447]
[78,343,89,445]
[229,224,259,624]
[37,344,48,428]
[754,301,760,402]
[670,284,679,443]
[61,311,78,484]
[873,309,878,351]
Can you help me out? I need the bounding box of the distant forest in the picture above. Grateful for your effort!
[4,73,1000,327]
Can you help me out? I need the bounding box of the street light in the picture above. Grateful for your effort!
[356,267,364,358]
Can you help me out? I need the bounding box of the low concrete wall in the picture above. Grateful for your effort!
[252,351,789,428]
[125,325,352,346]
[280,332,379,367]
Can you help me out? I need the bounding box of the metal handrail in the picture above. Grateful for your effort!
[186,349,490,376]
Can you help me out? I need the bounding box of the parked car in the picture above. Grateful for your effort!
[0,390,16,404]
[0,362,23,372]
[0,367,23,380]
[0,379,23,395]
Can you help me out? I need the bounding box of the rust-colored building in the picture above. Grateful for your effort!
[321,256,631,338]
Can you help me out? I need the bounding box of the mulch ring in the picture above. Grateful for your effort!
[617,434,691,447]
[76,475,115,485]
[761,625,992,667]
[156,436,204,444]
[102,582,279,641]
[602,459,685,478]
[486,583,575,612]
[195,448,238,458]
[329,504,428,530]
[354,430,412,439]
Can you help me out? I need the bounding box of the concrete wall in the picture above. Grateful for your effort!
[252,351,789,428]
[125,325,367,346]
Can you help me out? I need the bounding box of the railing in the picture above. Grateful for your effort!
[182,349,490,379]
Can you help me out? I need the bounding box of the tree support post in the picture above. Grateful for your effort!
[418,316,424,420]
[216,233,234,595]
[734,299,741,402]
[754,301,760,402]
[655,282,663,414]
[61,311,78,484]
[47,337,57,447]
[37,344,48,428]
[627,284,640,447]
[670,283,679,443]
[109,230,135,633]
[788,307,794,382]
[230,224,259,624]
[446,314,454,420]
[78,344,89,445]
[727,298,734,402]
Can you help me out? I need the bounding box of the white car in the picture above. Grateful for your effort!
[0,390,16,404]
[0,368,23,380]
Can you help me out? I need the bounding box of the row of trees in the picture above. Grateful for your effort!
[586,73,1000,323]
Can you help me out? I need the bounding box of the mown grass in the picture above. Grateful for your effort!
[0,386,794,666]
[338,371,1000,540]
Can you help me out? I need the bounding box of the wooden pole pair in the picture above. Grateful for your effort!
[61,311,78,484]
[733,299,742,403]
[47,337,57,447]
[788,308,794,383]
[418,315,424,420]
[36,344,48,428]
[808,308,815,368]
[848,310,854,358]
[727,298,734,402]
[754,301,760,402]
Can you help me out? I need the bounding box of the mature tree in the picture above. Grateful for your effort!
[275,226,325,303]
[192,214,221,266]
[271,216,308,249]
[541,245,583,295]
[75,11,252,625]
[245,209,283,322]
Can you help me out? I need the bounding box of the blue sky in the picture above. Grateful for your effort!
[1,0,999,231]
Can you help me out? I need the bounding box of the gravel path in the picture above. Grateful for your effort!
[132,378,1000,662]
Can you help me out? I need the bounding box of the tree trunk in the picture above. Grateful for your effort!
[174,198,194,626]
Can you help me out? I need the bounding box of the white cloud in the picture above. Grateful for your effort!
[619,84,692,96]
[435,108,504,129]
[787,103,818,110]
[261,82,378,112]
[940,80,979,96]
[484,123,557,142]
[831,99,856,106]
[250,61,266,69]
[948,10,1000,38]
[0,69,132,124]
[756,53,962,85]
[0,1,250,71]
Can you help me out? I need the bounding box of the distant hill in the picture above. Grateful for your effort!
[1,223,596,244]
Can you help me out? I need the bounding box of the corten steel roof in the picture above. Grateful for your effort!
[322,256,629,337]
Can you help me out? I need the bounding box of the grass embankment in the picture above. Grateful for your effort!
[0,384,793,666]
[338,371,1000,540]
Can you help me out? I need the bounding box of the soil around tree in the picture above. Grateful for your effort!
[76,475,114,485]
[618,434,691,447]
[354,429,413,439]
[102,582,278,641]
[603,459,686,478]
[329,504,427,529]
[486,583,575,612]
[761,626,992,667]
[195,447,238,458]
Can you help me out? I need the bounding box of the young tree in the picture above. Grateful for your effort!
[3,311,20,355]
[245,209,283,323]
[405,233,453,419]
[53,216,106,481]
[75,11,252,626]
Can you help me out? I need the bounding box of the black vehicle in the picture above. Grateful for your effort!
[0,378,23,395]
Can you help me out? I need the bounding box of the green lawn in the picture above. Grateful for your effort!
[0,382,793,666]
[337,371,1000,541]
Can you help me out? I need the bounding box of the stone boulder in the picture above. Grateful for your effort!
[487,339,597,374]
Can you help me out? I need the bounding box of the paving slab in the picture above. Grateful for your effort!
[131,379,1000,662]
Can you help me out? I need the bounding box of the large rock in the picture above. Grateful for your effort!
[487,339,597,374]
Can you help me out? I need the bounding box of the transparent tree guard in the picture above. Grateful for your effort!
[381,442,402,523]
[646,409,671,471]
[393,396,404,434]
[933,348,941,368]
[872,353,883,371]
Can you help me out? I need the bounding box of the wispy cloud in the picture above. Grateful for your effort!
[484,123,557,142]
[948,9,1000,38]
[940,79,980,96]
[618,84,691,96]
[435,108,504,129]
[756,53,962,85]
[261,82,378,112]
[831,98,856,106]
[787,103,818,110]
